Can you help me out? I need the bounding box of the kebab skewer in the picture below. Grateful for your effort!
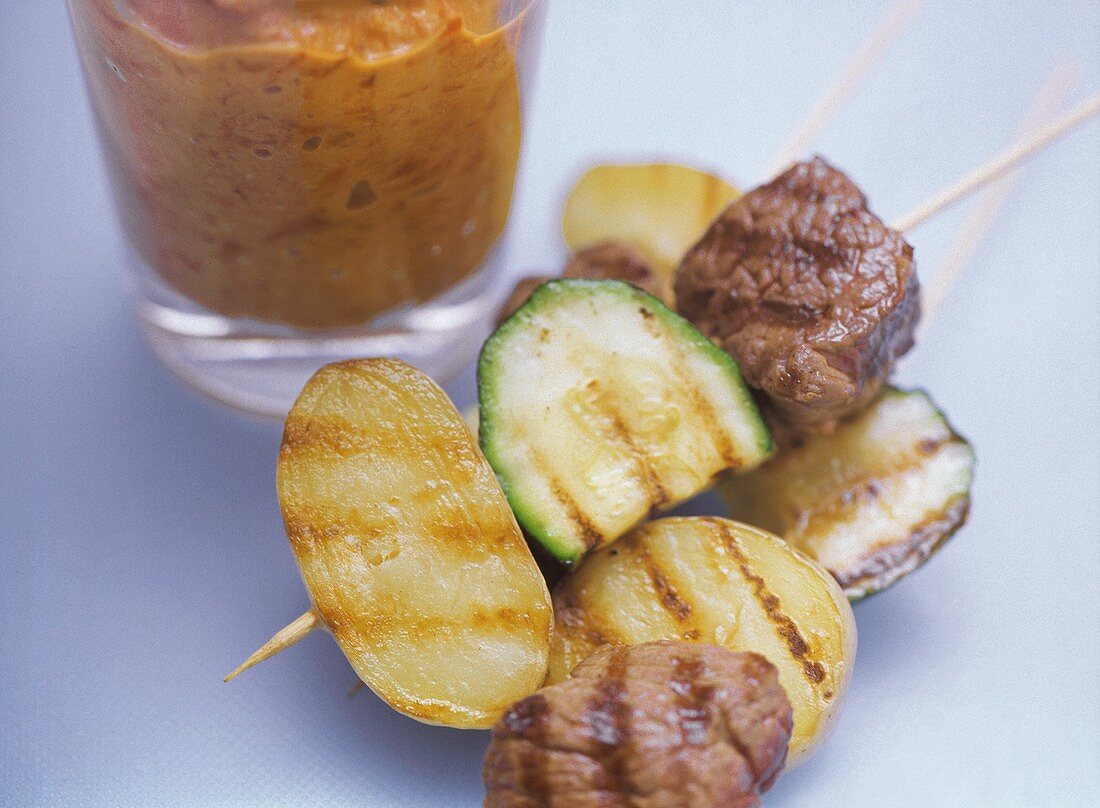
[225,80,1095,742]
[485,93,1096,599]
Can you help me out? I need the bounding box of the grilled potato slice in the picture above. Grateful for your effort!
[561,162,741,285]
[278,359,552,728]
[478,279,772,564]
[719,388,974,600]
[549,517,856,766]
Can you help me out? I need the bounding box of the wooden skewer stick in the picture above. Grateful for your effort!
[918,62,1081,334]
[761,0,925,181]
[224,609,320,683]
[893,92,1100,234]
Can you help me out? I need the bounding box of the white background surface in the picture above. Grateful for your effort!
[2,2,1099,806]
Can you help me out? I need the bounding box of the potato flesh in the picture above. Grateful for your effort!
[479,281,771,561]
[561,163,741,275]
[278,359,552,728]
[550,517,856,767]
[720,388,974,599]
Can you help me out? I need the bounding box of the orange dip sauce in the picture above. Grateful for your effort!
[70,0,534,328]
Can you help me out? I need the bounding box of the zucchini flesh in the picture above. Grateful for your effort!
[719,387,973,600]
[478,279,772,564]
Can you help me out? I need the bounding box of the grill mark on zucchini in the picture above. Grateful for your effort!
[705,518,828,688]
[581,378,670,509]
[527,449,607,551]
[638,310,740,468]
[785,439,961,539]
[841,495,970,591]
[550,480,606,551]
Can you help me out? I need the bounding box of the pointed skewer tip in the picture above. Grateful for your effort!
[223,609,321,683]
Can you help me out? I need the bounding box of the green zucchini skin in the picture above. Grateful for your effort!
[478,279,773,564]
[719,387,974,600]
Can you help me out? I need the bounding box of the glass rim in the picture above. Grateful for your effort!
[89,0,543,63]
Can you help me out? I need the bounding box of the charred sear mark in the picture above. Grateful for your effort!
[607,407,670,508]
[554,585,620,652]
[581,378,669,509]
[641,319,739,467]
[636,543,694,622]
[707,519,828,687]
[353,609,538,644]
[280,502,353,556]
[528,441,607,551]
[471,607,536,631]
[503,692,550,736]
[281,412,381,457]
[798,432,965,533]
[505,693,551,799]
[548,478,605,550]
[843,495,970,592]
[584,653,633,794]
[670,656,712,747]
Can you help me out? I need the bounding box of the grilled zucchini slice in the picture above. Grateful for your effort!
[549,517,856,767]
[478,279,772,564]
[719,387,974,600]
[277,359,552,728]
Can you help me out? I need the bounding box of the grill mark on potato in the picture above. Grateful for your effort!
[282,412,383,457]
[638,312,740,468]
[283,410,478,467]
[281,501,376,556]
[635,541,694,623]
[327,606,541,645]
[284,491,515,566]
[705,519,828,688]
[554,579,623,654]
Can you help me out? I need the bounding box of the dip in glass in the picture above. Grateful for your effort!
[67,0,545,415]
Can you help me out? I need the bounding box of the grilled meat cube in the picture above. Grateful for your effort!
[675,157,919,433]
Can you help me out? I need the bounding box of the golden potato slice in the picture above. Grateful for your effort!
[277,359,552,728]
[549,517,855,766]
[561,162,741,282]
[719,388,974,600]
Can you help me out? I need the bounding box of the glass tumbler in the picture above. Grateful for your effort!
[66,0,545,417]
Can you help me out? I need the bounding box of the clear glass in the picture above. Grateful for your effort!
[67,0,545,417]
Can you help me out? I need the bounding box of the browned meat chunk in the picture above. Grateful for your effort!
[497,242,668,325]
[564,241,671,305]
[675,157,919,432]
[482,641,792,808]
